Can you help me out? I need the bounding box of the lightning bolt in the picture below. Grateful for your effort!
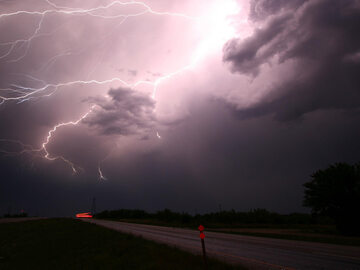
[0,106,95,173]
[41,105,95,173]
[0,0,198,103]
[0,0,197,61]
[0,0,240,177]
[98,166,107,181]
[0,139,42,156]
[0,0,198,20]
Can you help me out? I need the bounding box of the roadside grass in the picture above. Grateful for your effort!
[207,230,360,247]
[101,218,360,247]
[0,218,246,270]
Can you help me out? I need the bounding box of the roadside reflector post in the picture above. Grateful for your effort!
[198,225,207,269]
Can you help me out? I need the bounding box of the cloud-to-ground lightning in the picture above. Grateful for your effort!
[0,0,241,178]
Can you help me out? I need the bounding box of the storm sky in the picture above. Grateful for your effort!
[1,0,360,217]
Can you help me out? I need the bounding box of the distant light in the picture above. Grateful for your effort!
[76,212,93,218]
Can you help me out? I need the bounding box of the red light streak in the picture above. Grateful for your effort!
[76,212,93,218]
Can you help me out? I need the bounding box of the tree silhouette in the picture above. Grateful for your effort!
[303,163,360,235]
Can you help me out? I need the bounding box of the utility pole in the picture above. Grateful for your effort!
[91,197,96,215]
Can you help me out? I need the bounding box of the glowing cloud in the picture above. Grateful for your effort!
[0,0,244,179]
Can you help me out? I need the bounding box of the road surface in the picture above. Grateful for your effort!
[83,219,360,270]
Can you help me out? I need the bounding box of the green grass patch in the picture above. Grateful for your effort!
[0,218,246,270]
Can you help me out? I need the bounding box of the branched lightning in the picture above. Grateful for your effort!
[0,0,240,177]
[0,0,197,61]
[41,105,96,173]
[0,106,95,173]
[0,0,198,20]
[0,139,42,156]
[0,0,198,104]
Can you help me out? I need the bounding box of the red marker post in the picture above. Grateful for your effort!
[198,225,207,269]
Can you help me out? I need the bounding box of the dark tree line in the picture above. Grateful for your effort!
[3,213,28,218]
[95,208,329,228]
[96,162,360,235]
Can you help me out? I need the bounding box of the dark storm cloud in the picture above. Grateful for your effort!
[223,12,292,76]
[84,87,156,136]
[2,0,360,218]
[249,0,307,21]
[224,0,360,121]
[2,96,360,217]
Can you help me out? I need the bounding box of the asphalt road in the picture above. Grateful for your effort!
[83,219,360,270]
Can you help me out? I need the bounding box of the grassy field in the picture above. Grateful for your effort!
[101,218,360,246]
[0,218,246,270]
